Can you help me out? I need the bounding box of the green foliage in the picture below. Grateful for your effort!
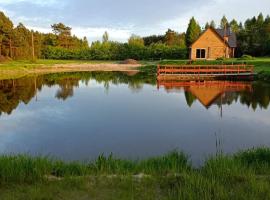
[51,23,71,36]
[165,29,186,48]
[230,19,240,33]
[220,15,229,29]
[237,13,270,57]
[235,147,270,174]
[185,17,201,47]
[238,54,254,60]
[143,34,165,46]
[42,42,187,60]
[128,34,144,47]
[0,11,88,60]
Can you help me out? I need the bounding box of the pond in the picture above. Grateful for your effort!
[0,71,270,165]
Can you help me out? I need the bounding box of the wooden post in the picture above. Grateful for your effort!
[0,37,2,56]
[31,32,35,60]
[9,38,12,58]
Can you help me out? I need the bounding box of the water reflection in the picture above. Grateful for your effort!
[0,71,155,115]
[1,71,270,164]
[158,80,270,110]
[1,72,270,116]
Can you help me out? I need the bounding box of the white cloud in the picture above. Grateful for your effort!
[0,0,269,41]
[162,0,270,33]
[73,27,132,43]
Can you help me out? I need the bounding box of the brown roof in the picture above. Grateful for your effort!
[189,86,223,108]
[215,28,237,48]
[190,27,237,48]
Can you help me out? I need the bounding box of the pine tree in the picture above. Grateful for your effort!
[0,11,13,57]
[102,31,109,43]
[220,15,229,29]
[230,19,239,33]
[185,17,201,47]
[204,22,210,30]
[210,20,216,28]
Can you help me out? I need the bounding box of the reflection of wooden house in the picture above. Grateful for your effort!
[189,27,237,60]
[189,86,223,107]
[158,80,252,108]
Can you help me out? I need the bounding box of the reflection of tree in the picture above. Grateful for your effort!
[160,81,270,110]
[239,82,270,110]
[0,78,38,115]
[184,91,196,107]
[0,71,156,115]
[55,79,79,100]
[2,72,269,116]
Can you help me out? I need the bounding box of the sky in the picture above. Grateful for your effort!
[0,0,269,43]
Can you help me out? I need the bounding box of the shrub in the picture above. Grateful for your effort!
[239,54,254,60]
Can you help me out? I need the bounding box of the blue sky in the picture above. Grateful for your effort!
[0,0,269,43]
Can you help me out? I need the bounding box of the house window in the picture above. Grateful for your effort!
[196,49,206,59]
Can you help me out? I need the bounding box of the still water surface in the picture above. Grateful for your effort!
[0,71,270,165]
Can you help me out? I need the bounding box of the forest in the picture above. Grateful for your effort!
[0,11,270,61]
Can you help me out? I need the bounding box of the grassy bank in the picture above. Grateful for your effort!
[1,148,270,199]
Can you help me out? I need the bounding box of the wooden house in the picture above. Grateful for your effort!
[189,27,237,60]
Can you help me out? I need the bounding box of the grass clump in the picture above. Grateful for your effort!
[137,151,190,175]
[238,54,254,60]
[235,147,270,174]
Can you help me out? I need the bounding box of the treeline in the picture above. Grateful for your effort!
[42,43,187,60]
[42,29,188,60]
[0,12,88,60]
[0,11,270,61]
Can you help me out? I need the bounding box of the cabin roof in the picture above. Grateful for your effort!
[189,86,223,108]
[215,28,237,48]
[190,27,237,48]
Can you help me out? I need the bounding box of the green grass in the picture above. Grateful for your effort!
[1,148,270,199]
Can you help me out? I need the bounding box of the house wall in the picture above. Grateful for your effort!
[190,29,231,60]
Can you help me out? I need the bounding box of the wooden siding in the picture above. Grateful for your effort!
[190,29,232,60]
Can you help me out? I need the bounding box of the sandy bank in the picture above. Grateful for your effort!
[0,63,142,80]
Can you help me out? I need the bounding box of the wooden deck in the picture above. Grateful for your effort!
[157,64,255,81]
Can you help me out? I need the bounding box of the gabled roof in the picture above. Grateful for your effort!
[190,27,237,48]
[215,28,237,48]
[189,86,223,108]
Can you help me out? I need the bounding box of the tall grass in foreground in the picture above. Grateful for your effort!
[0,148,270,185]
[0,151,190,184]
